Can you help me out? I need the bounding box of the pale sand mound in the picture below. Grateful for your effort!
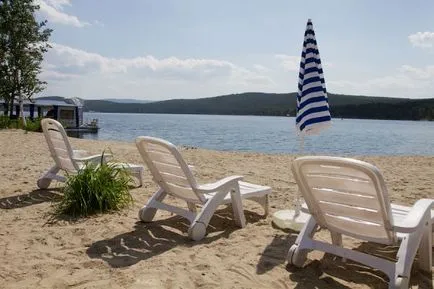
[0,130,432,289]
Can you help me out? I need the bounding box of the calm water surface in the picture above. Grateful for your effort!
[77,113,434,156]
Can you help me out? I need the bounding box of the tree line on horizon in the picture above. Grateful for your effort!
[79,92,434,121]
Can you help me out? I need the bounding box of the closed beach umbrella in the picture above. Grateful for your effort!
[273,19,331,230]
[296,18,331,136]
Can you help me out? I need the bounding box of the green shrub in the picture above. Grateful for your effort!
[0,115,10,129]
[55,158,134,217]
[0,116,42,131]
[7,118,20,129]
[24,117,42,132]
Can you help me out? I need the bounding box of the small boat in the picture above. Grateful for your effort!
[64,119,99,133]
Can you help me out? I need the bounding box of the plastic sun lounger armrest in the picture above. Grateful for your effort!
[392,198,434,233]
[72,150,89,158]
[195,175,243,193]
[301,202,309,213]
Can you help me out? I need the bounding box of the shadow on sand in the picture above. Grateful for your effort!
[256,224,298,275]
[87,206,265,268]
[0,188,62,209]
[259,229,433,289]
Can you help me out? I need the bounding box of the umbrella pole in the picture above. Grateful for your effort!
[293,134,304,219]
[299,134,304,154]
[271,134,309,230]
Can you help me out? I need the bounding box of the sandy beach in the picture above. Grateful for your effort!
[0,129,433,289]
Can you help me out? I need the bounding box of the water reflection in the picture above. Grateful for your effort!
[66,130,99,140]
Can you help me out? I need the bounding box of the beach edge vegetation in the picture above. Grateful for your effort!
[0,115,42,131]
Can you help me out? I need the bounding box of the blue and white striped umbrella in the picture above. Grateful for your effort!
[296,19,331,135]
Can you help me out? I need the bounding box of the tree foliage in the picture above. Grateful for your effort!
[0,0,52,116]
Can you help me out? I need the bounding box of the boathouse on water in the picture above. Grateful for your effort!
[1,97,84,129]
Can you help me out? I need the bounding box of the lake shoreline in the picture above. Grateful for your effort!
[86,110,434,122]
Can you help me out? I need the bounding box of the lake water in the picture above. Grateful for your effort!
[76,112,434,156]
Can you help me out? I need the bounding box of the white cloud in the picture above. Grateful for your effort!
[408,32,434,48]
[93,20,104,27]
[42,62,57,70]
[47,43,240,77]
[36,0,90,27]
[253,64,271,73]
[39,43,433,100]
[44,0,71,10]
[40,43,275,99]
[275,54,333,71]
[399,64,434,80]
[275,54,300,71]
[40,70,80,81]
[328,64,434,98]
[325,33,434,98]
[231,67,275,86]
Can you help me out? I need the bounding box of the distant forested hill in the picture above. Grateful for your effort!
[331,98,434,120]
[39,92,434,121]
[80,92,434,120]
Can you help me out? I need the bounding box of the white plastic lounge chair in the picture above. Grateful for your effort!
[288,156,433,289]
[135,136,272,241]
[37,119,143,189]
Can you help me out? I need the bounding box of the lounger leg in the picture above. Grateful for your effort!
[187,202,197,213]
[417,219,432,273]
[134,167,143,187]
[37,165,61,189]
[395,230,424,288]
[230,186,246,228]
[297,215,319,245]
[138,171,143,187]
[133,170,143,187]
[330,232,342,246]
[263,195,269,216]
[138,188,167,222]
[287,215,318,267]
[188,190,228,241]
[330,232,346,262]
[250,195,269,216]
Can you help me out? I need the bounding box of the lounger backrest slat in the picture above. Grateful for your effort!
[136,137,204,203]
[154,161,185,177]
[42,119,79,172]
[292,156,395,244]
[147,151,179,166]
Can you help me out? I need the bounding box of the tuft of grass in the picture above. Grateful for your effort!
[55,157,134,217]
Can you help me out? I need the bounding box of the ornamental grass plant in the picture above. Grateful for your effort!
[55,156,133,217]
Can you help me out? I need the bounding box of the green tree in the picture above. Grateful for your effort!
[0,0,52,124]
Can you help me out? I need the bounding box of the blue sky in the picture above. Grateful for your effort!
[36,0,434,100]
